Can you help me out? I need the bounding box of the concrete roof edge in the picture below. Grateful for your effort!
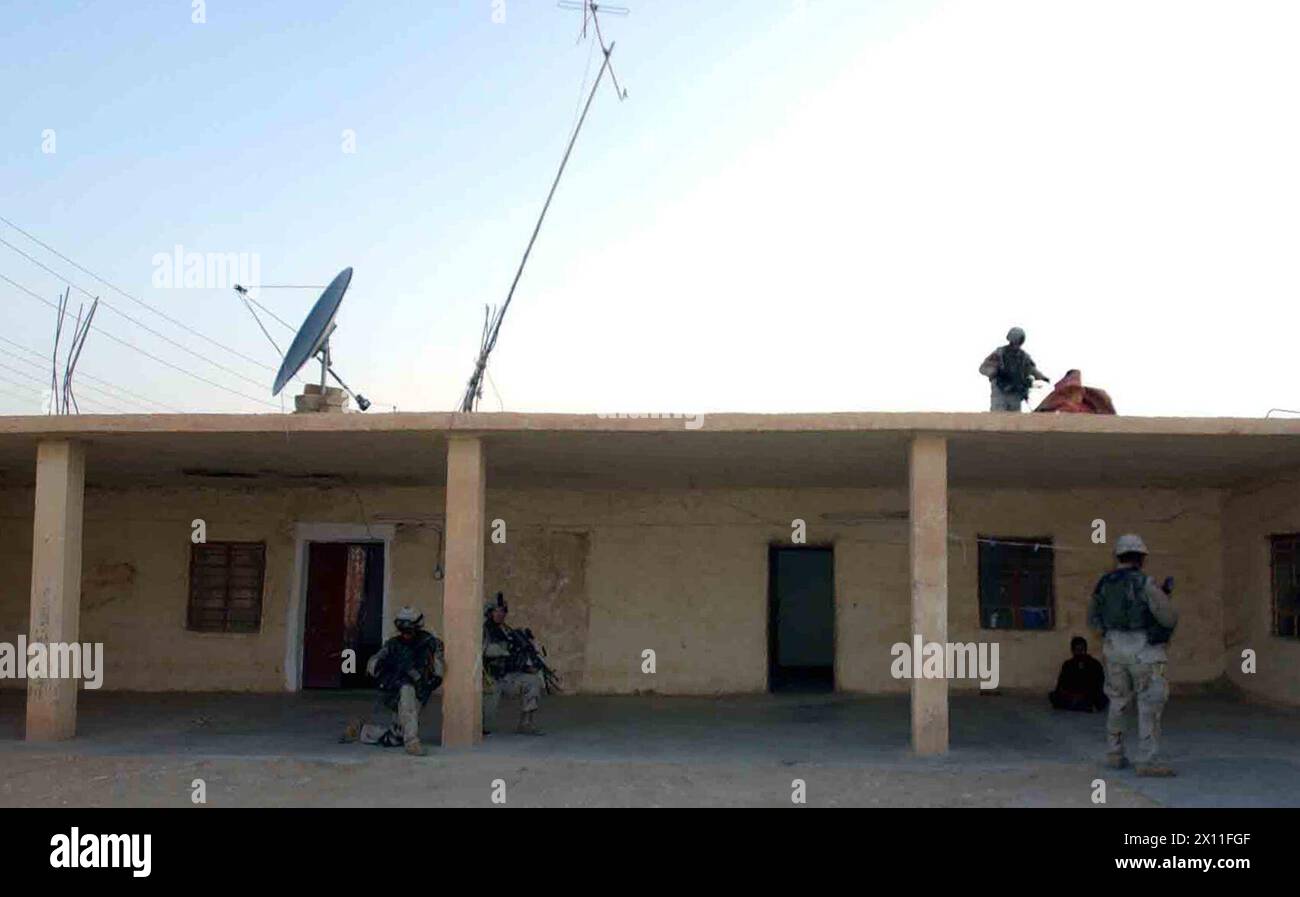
[2,410,1300,438]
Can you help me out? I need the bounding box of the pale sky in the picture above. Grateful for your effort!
[2,0,1298,418]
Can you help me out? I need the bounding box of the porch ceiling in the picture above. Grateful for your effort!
[0,411,1297,489]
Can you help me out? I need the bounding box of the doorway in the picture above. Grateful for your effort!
[768,546,835,692]
[302,542,385,689]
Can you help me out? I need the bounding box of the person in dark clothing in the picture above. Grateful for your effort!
[1049,636,1108,712]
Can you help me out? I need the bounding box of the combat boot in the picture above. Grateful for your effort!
[338,719,361,743]
[1104,753,1128,769]
[516,711,545,736]
[405,738,427,756]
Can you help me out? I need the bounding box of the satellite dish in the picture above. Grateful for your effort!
[272,267,370,410]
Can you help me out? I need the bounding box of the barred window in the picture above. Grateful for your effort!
[1270,534,1300,639]
[978,535,1055,630]
[188,542,266,633]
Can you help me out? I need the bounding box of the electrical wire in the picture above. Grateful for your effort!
[0,235,272,391]
[0,271,279,409]
[0,215,282,377]
[0,333,182,412]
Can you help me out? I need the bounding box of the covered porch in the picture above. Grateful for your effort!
[2,410,1299,756]
[1,689,1298,807]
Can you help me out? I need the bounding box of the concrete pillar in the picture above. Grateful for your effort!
[26,440,86,741]
[909,434,948,755]
[441,436,486,749]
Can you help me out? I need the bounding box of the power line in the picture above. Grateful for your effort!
[0,235,274,392]
[0,357,49,387]
[0,370,40,394]
[0,383,42,408]
[0,271,280,409]
[0,215,286,377]
[0,333,182,412]
[0,344,162,413]
[0,363,129,414]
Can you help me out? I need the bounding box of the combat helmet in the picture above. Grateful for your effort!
[1114,533,1148,557]
[483,591,508,617]
[394,606,424,633]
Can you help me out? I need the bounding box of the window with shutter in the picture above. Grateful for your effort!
[187,542,266,633]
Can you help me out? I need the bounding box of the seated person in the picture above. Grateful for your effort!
[1048,636,1108,712]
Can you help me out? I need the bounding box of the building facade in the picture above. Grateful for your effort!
[2,412,1298,751]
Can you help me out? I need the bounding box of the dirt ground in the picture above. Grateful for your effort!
[1,690,1295,807]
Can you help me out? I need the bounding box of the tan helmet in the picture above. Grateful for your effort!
[394,606,424,632]
[1114,533,1148,556]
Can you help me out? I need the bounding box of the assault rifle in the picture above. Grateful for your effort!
[502,623,562,694]
[1149,576,1175,645]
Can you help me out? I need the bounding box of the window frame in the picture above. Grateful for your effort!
[977,534,1056,631]
[1269,533,1300,640]
[186,540,267,634]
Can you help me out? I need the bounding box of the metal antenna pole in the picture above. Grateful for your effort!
[459,1,629,413]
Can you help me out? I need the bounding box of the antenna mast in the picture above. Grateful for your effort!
[458,0,630,413]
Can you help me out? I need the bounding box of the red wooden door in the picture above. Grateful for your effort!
[303,542,349,688]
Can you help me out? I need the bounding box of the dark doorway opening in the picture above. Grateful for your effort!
[303,542,385,689]
[768,546,835,692]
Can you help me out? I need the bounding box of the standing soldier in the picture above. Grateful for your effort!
[978,326,1050,411]
[340,606,444,756]
[482,592,546,736]
[1087,534,1179,776]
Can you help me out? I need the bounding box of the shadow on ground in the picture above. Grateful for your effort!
[1,691,1296,807]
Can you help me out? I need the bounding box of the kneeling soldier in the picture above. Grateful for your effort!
[341,606,444,756]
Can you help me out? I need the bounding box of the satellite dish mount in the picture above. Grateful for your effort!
[272,267,371,412]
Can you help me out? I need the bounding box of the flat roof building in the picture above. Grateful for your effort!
[2,410,1298,751]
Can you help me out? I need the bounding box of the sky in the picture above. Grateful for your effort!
[2,0,1298,418]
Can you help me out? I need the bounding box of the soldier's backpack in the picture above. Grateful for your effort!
[1095,568,1153,633]
[1094,568,1175,644]
[994,346,1032,398]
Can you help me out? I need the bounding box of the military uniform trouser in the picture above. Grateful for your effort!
[483,671,543,722]
[1104,659,1168,764]
[360,683,421,746]
[990,386,1023,412]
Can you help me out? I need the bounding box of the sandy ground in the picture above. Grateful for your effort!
[1,752,1166,808]
[1,691,1295,807]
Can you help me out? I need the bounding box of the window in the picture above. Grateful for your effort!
[978,536,1055,630]
[188,542,266,633]
[1270,534,1300,639]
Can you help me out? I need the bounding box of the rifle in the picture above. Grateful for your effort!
[1148,577,1175,645]
[501,623,562,694]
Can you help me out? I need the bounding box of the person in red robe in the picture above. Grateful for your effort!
[1033,369,1116,414]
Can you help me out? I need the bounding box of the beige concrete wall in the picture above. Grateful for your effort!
[0,482,1229,695]
[1,485,444,692]
[1223,474,1300,705]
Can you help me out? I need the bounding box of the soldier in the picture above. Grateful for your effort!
[340,606,444,756]
[978,326,1050,411]
[1086,534,1179,776]
[482,592,546,736]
